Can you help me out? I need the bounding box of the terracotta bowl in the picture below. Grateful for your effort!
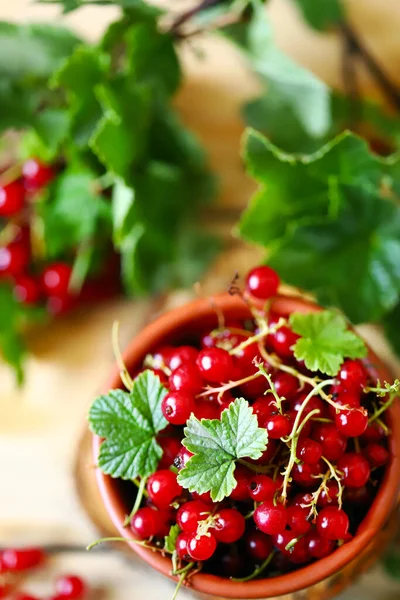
[92,294,400,600]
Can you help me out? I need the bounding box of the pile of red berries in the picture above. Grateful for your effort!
[0,546,87,599]
[124,266,392,580]
[0,158,117,316]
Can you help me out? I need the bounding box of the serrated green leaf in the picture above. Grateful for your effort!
[293,0,343,30]
[19,108,70,162]
[178,398,267,502]
[89,370,168,479]
[164,524,181,554]
[289,310,367,376]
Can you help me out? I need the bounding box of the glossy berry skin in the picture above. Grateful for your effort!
[287,505,311,535]
[251,397,277,424]
[157,435,182,469]
[169,364,204,395]
[0,243,29,276]
[265,413,291,439]
[1,547,45,571]
[272,372,299,400]
[335,407,368,437]
[245,531,273,561]
[22,158,54,190]
[230,466,250,500]
[296,438,322,464]
[173,446,193,471]
[365,443,389,468]
[292,460,323,487]
[13,275,40,305]
[338,360,367,392]
[130,507,161,539]
[168,346,199,372]
[312,423,347,462]
[254,501,287,535]
[187,533,217,561]
[361,422,385,443]
[337,453,371,488]
[146,470,182,509]
[245,265,280,300]
[0,180,25,216]
[317,481,340,507]
[177,501,210,533]
[176,532,191,561]
[270,326,300,359]
[306,531,335,558]
[196,347,234,383]
[213,509,245,543]
[150,346,174,370]
[40,262,72,298]
[55,574,86,599]
[248,474,276,502]
[162,391,195,425]
[191,491,213,505]
[193,399,220,420]
[316,507,349,540]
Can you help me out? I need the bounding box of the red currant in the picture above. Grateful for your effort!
[168,346,199,372]
[335,407,368,437]
[272,372,299,400]
[193,399,219,420]
[13,275,41,305]
[169,364,204,395]
[162,391,195,425]
[317,481,339,507]
[55,574,86,599]
[338,360,367,392]
[291,393,324,419]
[150,346,174,370]
[196,347,234,383]
[173,446,193,470]
[270,326,300,358]
[337,453,370,488]
[22,158,54,190]
[292,492,314,507]
[286,536,310,565]
[245,266,280,300]
[190,491,213,505]
[312,423,347,461]
[365,443,389,468]
[344,485,372,505]
[40,262,72,297]
[0,180,25,216]
[316,507,349,540]
[292,460,323,487]
[264,413,291,439]
[287,505,311,535]
[248,474,276,502]
[0,243,29,276]
[46,294,76,315]
[213,509,245,543]
[146,470,182,509]
[306,530,335,558]
[201,327,247,350]
[130,507,162,539]
[187,533,217,561]
[296,438,322,464]
[177,501,210,533]
[254,501,287,535]
[157,435,182,469]
[246,440,277,465]
[176,532,191,561]
[1,547,44,571]
[361,422,385,443]
[245,531,273,561]
[239,370,269,399]
[230,466,250,500]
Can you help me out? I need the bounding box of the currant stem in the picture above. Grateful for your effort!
[322,456,344,509]
[368,390,399,424]
[124,476,148,527]
[198,371,262,399]
[257,363,283,413]
[112,321,134,392]
[87,537,165,552]
[231,550,275,582]
[170,562,195,600]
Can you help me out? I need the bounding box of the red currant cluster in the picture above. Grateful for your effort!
[124,266,392,579]
[0,546,87,599]
[0,158,117,317]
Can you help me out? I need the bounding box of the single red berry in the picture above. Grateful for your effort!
[150,346,174,370]
[292,492,314,507]
[193,399,219,420]
[156,434,182,469]
[162,391,195,425]
[176,532,192,561]
[361,422,385,443]
[169,364,204,395]
[317,481,339,507]
[291,393,325,419]
[287,505,311,535]
[147,470,182,510]
[338,360,367,392]
[306,530,335,558]
[173,446,193,471]
[213,509,245,543]
[0,180,25,216]
[190,491,213,505]
[270,326,299,358]
[248,474,276,502]
[245,531,273,561]
[196,347,234,383]
[287,409,312,440]
[201,326,247,350]
[13,275,41,305]
[312,423,347,461]
[239,370,269,399]
[316,507,349,540]
[264,413,291,439]
[233,340,262,372]
[344,485,372,505]
[252,397,278,424]
[335,407,368,437]
[230,466,250,500]
[55,574,86,599]
[337,452,371,488]
[365,443,389,468]
[254,501,287,535]
[286,536,310,565]
[0,243,29,276]
[1,547,44,571]
[46,294,76,316]
[296,438,322,464]
[40,262,72,297]
[245,265,280,300]
[272,530,293,553]
[168,346,199,372]
[177,501,210,534]
[130,507,162,539]
[22,158,54,190]
[272,372,299,400]
[187,533,217,561]
[292,460,323,487]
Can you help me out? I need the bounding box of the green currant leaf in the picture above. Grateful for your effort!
[292,0,343,31]
[89,370,168,480]
[178,398,268,502]
[164,524,181,554]
[289,310,367,376]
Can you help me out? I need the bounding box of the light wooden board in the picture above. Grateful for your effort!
[0,1,400,599]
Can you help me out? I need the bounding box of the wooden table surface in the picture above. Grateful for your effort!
[1,1,400,598]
